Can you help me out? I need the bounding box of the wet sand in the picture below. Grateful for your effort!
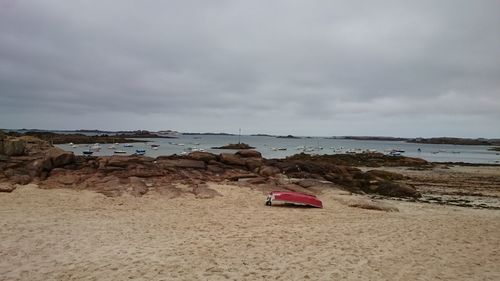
[1,183,499,280]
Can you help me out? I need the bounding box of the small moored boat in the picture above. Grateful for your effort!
[266,191,323,208]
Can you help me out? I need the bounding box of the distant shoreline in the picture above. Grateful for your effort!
[2,129,499,146]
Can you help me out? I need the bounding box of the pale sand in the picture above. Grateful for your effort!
[1,184,499,281]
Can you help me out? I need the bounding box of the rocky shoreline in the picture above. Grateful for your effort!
[4,130,174,145]
[1,133,499,209]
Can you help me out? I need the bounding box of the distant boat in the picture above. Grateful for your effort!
[82,150,93,156]
[108,144,116,149]
[90,143,101,151]
[135,149,146,155]
[151,144,160,148]
[388,150,402,157]
[123,144,133,147]
[114,150,127,154]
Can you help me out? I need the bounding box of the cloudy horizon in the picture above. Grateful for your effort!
[1,1,499,138]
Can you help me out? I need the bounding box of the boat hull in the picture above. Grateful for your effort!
[266,191,323,208]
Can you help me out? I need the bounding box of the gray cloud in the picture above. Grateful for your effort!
[1,0,499,137]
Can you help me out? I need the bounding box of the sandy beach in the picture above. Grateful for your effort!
[1,183,499,281]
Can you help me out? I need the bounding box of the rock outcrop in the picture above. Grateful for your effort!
[2,138,25,156]
[212,143,255,149]
[0,136,422,199]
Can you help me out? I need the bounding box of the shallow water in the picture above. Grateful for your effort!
[56,134,500,164]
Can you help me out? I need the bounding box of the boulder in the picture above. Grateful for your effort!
[2,139,25,156]
[46,147,75,168]
[236,149,262,158]
[219,153,247,166]
[259,166,281,177]
[9,174,32,185]
[0,182,16,192]
[27,158,53,177]
[245,158,263,171]
[187,152,217,162]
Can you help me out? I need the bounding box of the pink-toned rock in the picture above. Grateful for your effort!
[259,166,281,177]
[106,156,139,168]
[85,175,124,197]
[207,164,225,174]
[225,172,258,181]
[236,150,262,158]
[219,153,246,166]
[245,158,263,171]
[156,159,206,169]
[27,158,53,177]
[46,147,75,168]
[188,152,217,162]
[9,174,32,185]
[0,182,16,192]
[127,167,165,178]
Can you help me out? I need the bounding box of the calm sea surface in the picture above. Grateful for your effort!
[56,135,500,164]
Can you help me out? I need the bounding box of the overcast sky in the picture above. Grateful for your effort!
[1,1,499,137]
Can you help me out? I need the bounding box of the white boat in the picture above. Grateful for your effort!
[388,150,402,156]
[90,143,101,151]
[114,150,127,154]
[108,144,116,149]
[123,144,133,147]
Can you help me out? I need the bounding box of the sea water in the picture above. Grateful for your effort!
[56,134,500,164]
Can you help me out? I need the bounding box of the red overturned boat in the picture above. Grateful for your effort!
[265,191,323,208]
